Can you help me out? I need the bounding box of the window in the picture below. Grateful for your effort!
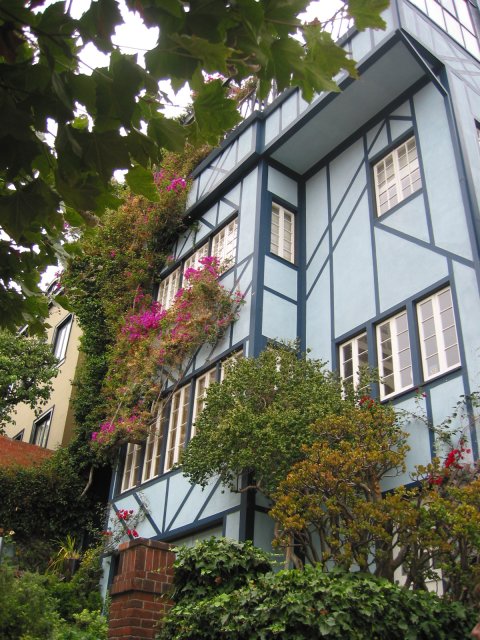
[184,243,209,273]
[13,429,24,441]
[339,333,368,388]
[52,315,72,362]
[142,403,165,482]
[271,204,295,263]
[191,368,217,438]
[121,443,142,492]
[417,287,460,380]
[374,137,422,216]
[476,121,480,148]
[212,218,238,270]
[157,266,181,310]
[221,350,243,381]
[408,0,480,59]
[164,385,190,472]
[32,410,52,448]
[377,311,413,398]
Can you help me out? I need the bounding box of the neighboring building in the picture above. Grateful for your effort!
[0,436,53,468]
[104,0,480,586]
[4,283,82,451]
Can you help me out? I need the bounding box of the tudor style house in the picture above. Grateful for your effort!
[102,0,480,588]
[4,281,82,451]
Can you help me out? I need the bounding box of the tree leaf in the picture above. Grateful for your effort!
[125,165,160,201]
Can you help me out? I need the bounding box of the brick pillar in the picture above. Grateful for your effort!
[108,539,175,640]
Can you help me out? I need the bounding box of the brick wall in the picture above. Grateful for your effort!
[108,538,175,640]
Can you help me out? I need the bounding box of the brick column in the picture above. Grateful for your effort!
[108,539,175,640]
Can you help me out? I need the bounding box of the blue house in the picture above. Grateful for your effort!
[103,0,480,586]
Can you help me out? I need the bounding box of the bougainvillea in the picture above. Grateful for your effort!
[91,257,243,454]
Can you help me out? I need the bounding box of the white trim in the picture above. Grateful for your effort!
[52,314,73,362]
[142,404,165,482]
[271,203,295,263]
[157,266,181,310]
[184,242,209,273]
[164,386,190,471]
[121,443,142,492]
[32,408,53,448]
[377,311,413,399]
[191,368,216,438]
[417,287,460,381]
[339,332,368,389]
[211,218,238,270]
[374,136,421,216]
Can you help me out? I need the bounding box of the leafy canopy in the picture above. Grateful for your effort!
[0,0,388,331]
[0,328,58,431]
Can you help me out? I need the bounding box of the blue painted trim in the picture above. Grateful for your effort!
[327,165,335,365]
[298,179,307,353]
[388,115,413,121]
[367,120,388,156]
[194,478,222,522]
[266,252,298,271]
[364,133,381,315]
[386,118,392,145]
[249,160,268,358]
[233,255,253,290]
[405,298,422,390]
[220,196,240,211]
[374,221,474,267]
[306,224,329,272]
[165,482,196,533]
[331,186,368,253]
[162,476,170,533]
[198,216,215,231]
[154,509,240,543]
[132,491,161,536]
[368,126,415,165]
[268,157,303,182]
[263,286,297,306]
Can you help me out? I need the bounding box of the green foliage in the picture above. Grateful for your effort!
[0,0,387,331]
[0,447,100,571]
[182,344,351,496]
[52,609,108,640]
[171,537,272,602]
[159,561,476,640]
[0,328,58,431]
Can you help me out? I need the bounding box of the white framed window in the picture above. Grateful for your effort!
[374,137,422,216]
[164,385,190,472]
[191,368,217,438]
[184,242,209,273]
[212,218,238,270]
[476,121,480,148]
[52,315,72,362]
[417,287,460,381]
[32,409,52,448]
[271,203,295,263]
[408,0,480,59]
[142,403,165,482]
[377,311,413,399]
[121,443,142,492]
[339,332,369,389]
[157,266,181,310]
[221,350,243,381]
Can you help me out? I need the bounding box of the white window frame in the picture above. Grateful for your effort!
[417,287,460,381]
[271,203,295,263]
[373,136,422,216]
[221,350,243,381]
[142,403,165,483]
[211,217,238,271]
[183,242,209,273]
[377,311,413,399]
[31,409,53,448]
[339,332,369,389]
[164,385,190,472]
[157,266,181,310]
[121,443,142,492]
[191,368,217,438]
[52,315,73,362]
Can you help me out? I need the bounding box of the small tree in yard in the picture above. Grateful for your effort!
[0,329,58,432]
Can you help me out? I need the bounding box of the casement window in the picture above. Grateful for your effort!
[339,333,369,389]
[211,218,238,270]
[271,203,295,263]
[121,443,142,492]
[157,266,181,310]
[374,137,422,216]
[142,403,165,482]
[408,0,480,59]
[377,311,413,399]
[417,287,460,381]
[31,410,52,447]
[191,368,217,438]
[221,350,243,381]
[52,315,73,362]
[184,242,209,273]
[164,385,190,472]
[476,121,480,148]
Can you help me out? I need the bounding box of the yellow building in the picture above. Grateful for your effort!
[4,284,82,450]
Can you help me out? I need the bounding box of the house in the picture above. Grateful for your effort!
[4,281,82,451]
[102,0,480,589]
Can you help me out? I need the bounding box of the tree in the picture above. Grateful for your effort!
[0,0,389,331]
[181,344,351,497]
[0,328,58,431]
